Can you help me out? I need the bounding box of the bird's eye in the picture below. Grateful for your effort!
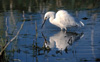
[45,17,47,18]
[44,17,48,19]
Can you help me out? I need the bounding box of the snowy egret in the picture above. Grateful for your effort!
[41,10,84,30]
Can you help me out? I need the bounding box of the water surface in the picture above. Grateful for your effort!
[0,0,100,62]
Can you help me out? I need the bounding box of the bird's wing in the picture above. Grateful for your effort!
[56,10,78,27]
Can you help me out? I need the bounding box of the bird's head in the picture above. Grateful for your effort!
[41,11,55,28]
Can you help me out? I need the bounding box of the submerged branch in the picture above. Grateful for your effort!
[0,11,25,55]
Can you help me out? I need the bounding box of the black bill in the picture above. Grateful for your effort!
[41,18,46,28]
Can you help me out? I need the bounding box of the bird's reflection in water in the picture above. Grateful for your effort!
[42,31,84,53]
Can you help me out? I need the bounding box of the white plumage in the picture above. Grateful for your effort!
[41,10,83,30]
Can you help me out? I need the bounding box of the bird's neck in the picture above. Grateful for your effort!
[49,16,55,24]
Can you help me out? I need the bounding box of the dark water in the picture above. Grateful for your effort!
[0,0,100,62]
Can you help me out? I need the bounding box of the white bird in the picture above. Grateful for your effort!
[41,10,84,30]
